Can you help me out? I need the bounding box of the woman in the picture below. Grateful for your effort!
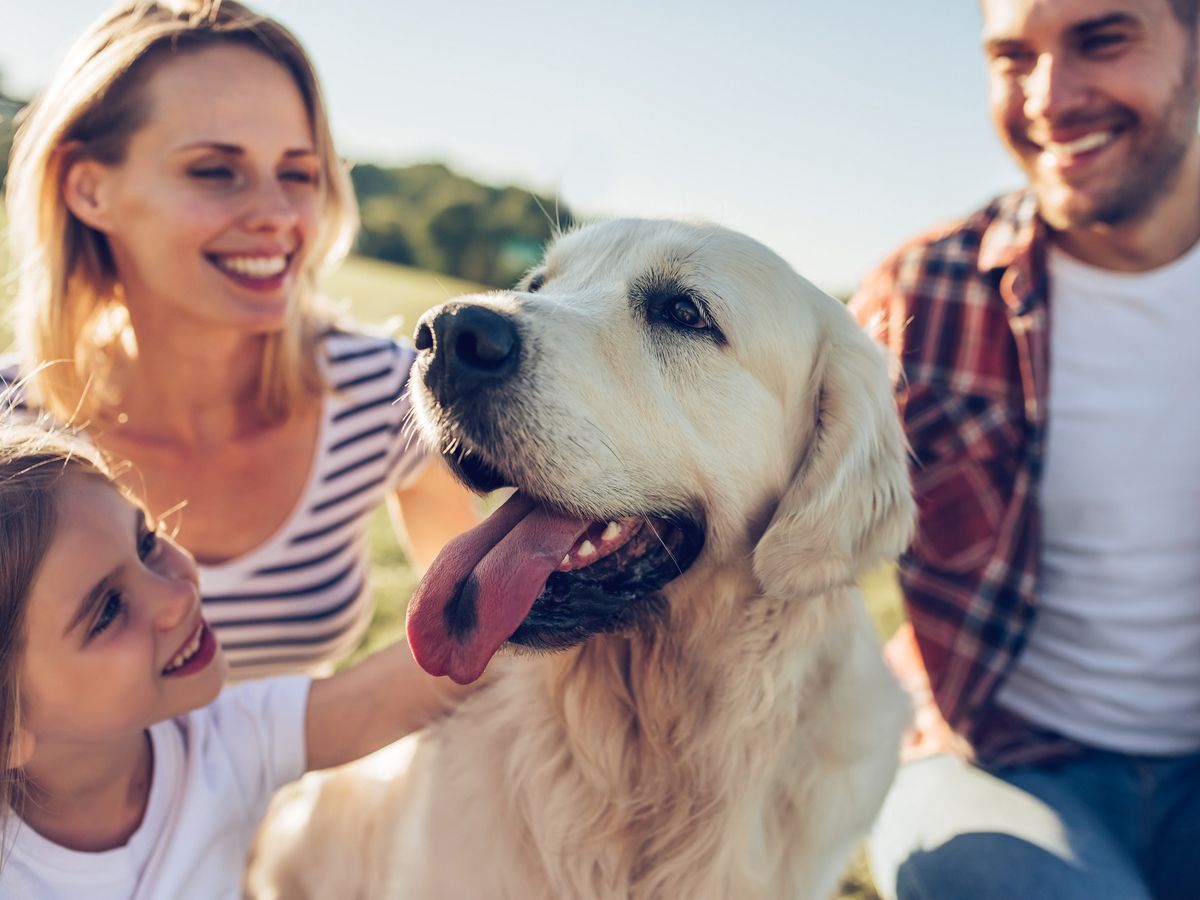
[4,0,480,677]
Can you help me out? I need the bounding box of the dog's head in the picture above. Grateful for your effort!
[406,219,913,683]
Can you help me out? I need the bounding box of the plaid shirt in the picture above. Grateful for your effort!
[851,190,1084,768]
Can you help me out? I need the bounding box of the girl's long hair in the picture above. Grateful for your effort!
[0,415,113,863]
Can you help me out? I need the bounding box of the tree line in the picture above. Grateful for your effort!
[351,161,573,288]
[0,89,573,289]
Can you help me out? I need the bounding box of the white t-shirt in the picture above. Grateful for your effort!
[997,241,1200,755]
[0,676,310,900]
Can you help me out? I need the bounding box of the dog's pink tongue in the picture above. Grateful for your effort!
[407,491,589,684]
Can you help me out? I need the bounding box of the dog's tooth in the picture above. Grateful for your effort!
[601,522,622,541]
[561,555,571,567]
[578,541,596,558]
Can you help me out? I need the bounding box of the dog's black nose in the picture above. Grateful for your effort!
[415,303,521,404]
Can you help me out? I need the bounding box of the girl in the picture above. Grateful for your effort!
[0,420,470,898]
[4,0,480,678]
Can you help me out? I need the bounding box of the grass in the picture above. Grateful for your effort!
[322,254,487,335]
[1,208,896,898]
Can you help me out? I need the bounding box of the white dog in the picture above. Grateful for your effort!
[250,219,914,900]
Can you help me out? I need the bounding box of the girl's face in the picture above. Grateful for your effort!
[69,42,322,337]
[20,475,226,748]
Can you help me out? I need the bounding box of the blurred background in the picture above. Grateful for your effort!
[0,0,1019,298]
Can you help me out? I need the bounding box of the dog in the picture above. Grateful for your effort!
[249,218,914,899]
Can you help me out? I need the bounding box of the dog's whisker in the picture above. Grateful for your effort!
[642,517,684,576]
[397,406,424,452]
[529,190,564,241]
[578,417,624,468]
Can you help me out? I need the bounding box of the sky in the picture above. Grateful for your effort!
[0,1,1025,296]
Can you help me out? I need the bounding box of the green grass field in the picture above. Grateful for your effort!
[1,210,897,898]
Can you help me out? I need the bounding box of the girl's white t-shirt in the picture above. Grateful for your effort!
[0,676,310,900]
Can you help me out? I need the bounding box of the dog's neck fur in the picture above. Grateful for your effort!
[487,553,865,899]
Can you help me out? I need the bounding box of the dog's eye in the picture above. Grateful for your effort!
[526,272,546,294]
[667,296,708,330]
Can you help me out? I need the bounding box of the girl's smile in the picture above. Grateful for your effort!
[20,474,227,745]
[161,620,218,677]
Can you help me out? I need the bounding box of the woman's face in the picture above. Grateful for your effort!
[72,43,323,337]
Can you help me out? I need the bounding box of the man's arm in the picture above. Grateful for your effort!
[849,255,910,409]
[851,260,971,760]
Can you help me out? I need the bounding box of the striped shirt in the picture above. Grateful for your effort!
[1,330,429,679]
[201,331,429,676]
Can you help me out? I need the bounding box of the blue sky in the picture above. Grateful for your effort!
[0,1,1025,294]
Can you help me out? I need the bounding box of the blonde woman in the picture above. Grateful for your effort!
[3,0,480,677]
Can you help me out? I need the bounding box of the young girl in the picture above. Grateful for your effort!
[0,422,471,898]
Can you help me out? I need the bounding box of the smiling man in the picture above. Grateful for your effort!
[851,1,1200,898]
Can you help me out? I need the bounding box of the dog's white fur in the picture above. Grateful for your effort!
[249,219,914,900]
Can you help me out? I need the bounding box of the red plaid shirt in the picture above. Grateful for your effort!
[851,190,1084,767]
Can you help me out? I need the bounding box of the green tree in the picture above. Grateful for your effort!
[349,162,573,287]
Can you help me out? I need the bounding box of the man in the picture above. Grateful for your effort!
[850,1,1200,898]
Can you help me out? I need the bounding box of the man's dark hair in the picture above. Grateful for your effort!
[1169,0,1200,28]
[981,1,1198,29]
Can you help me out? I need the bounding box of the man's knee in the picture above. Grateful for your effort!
[869,755,1152,900]
[891,831,1143,900]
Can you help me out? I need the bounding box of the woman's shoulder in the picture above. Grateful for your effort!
[314,326,429,482]
[0,353,34,413]
[319,327,416,377]
[1,352,21,384]
[317,326,420,424]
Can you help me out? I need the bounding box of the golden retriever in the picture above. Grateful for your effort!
[250,218,914,900]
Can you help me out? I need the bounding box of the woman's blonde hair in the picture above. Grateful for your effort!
[0,416,113,860]
[6,0,359,424]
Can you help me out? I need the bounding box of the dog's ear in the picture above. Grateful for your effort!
[753,321,914,599]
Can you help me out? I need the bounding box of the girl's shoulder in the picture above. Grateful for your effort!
[179,675,312,771]
[163,676,312,817]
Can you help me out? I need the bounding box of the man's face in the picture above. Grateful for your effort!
[982,0,1200,232]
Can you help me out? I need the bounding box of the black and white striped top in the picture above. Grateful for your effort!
[1,331,429,678]
[202,331,428,677]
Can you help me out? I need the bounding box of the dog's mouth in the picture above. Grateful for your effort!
[406,489,705,684]
[444,446,513,494]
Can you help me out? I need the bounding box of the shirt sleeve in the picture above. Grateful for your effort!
[197,675,313,821]
[849,253,912,410]
[387,341,434,491]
